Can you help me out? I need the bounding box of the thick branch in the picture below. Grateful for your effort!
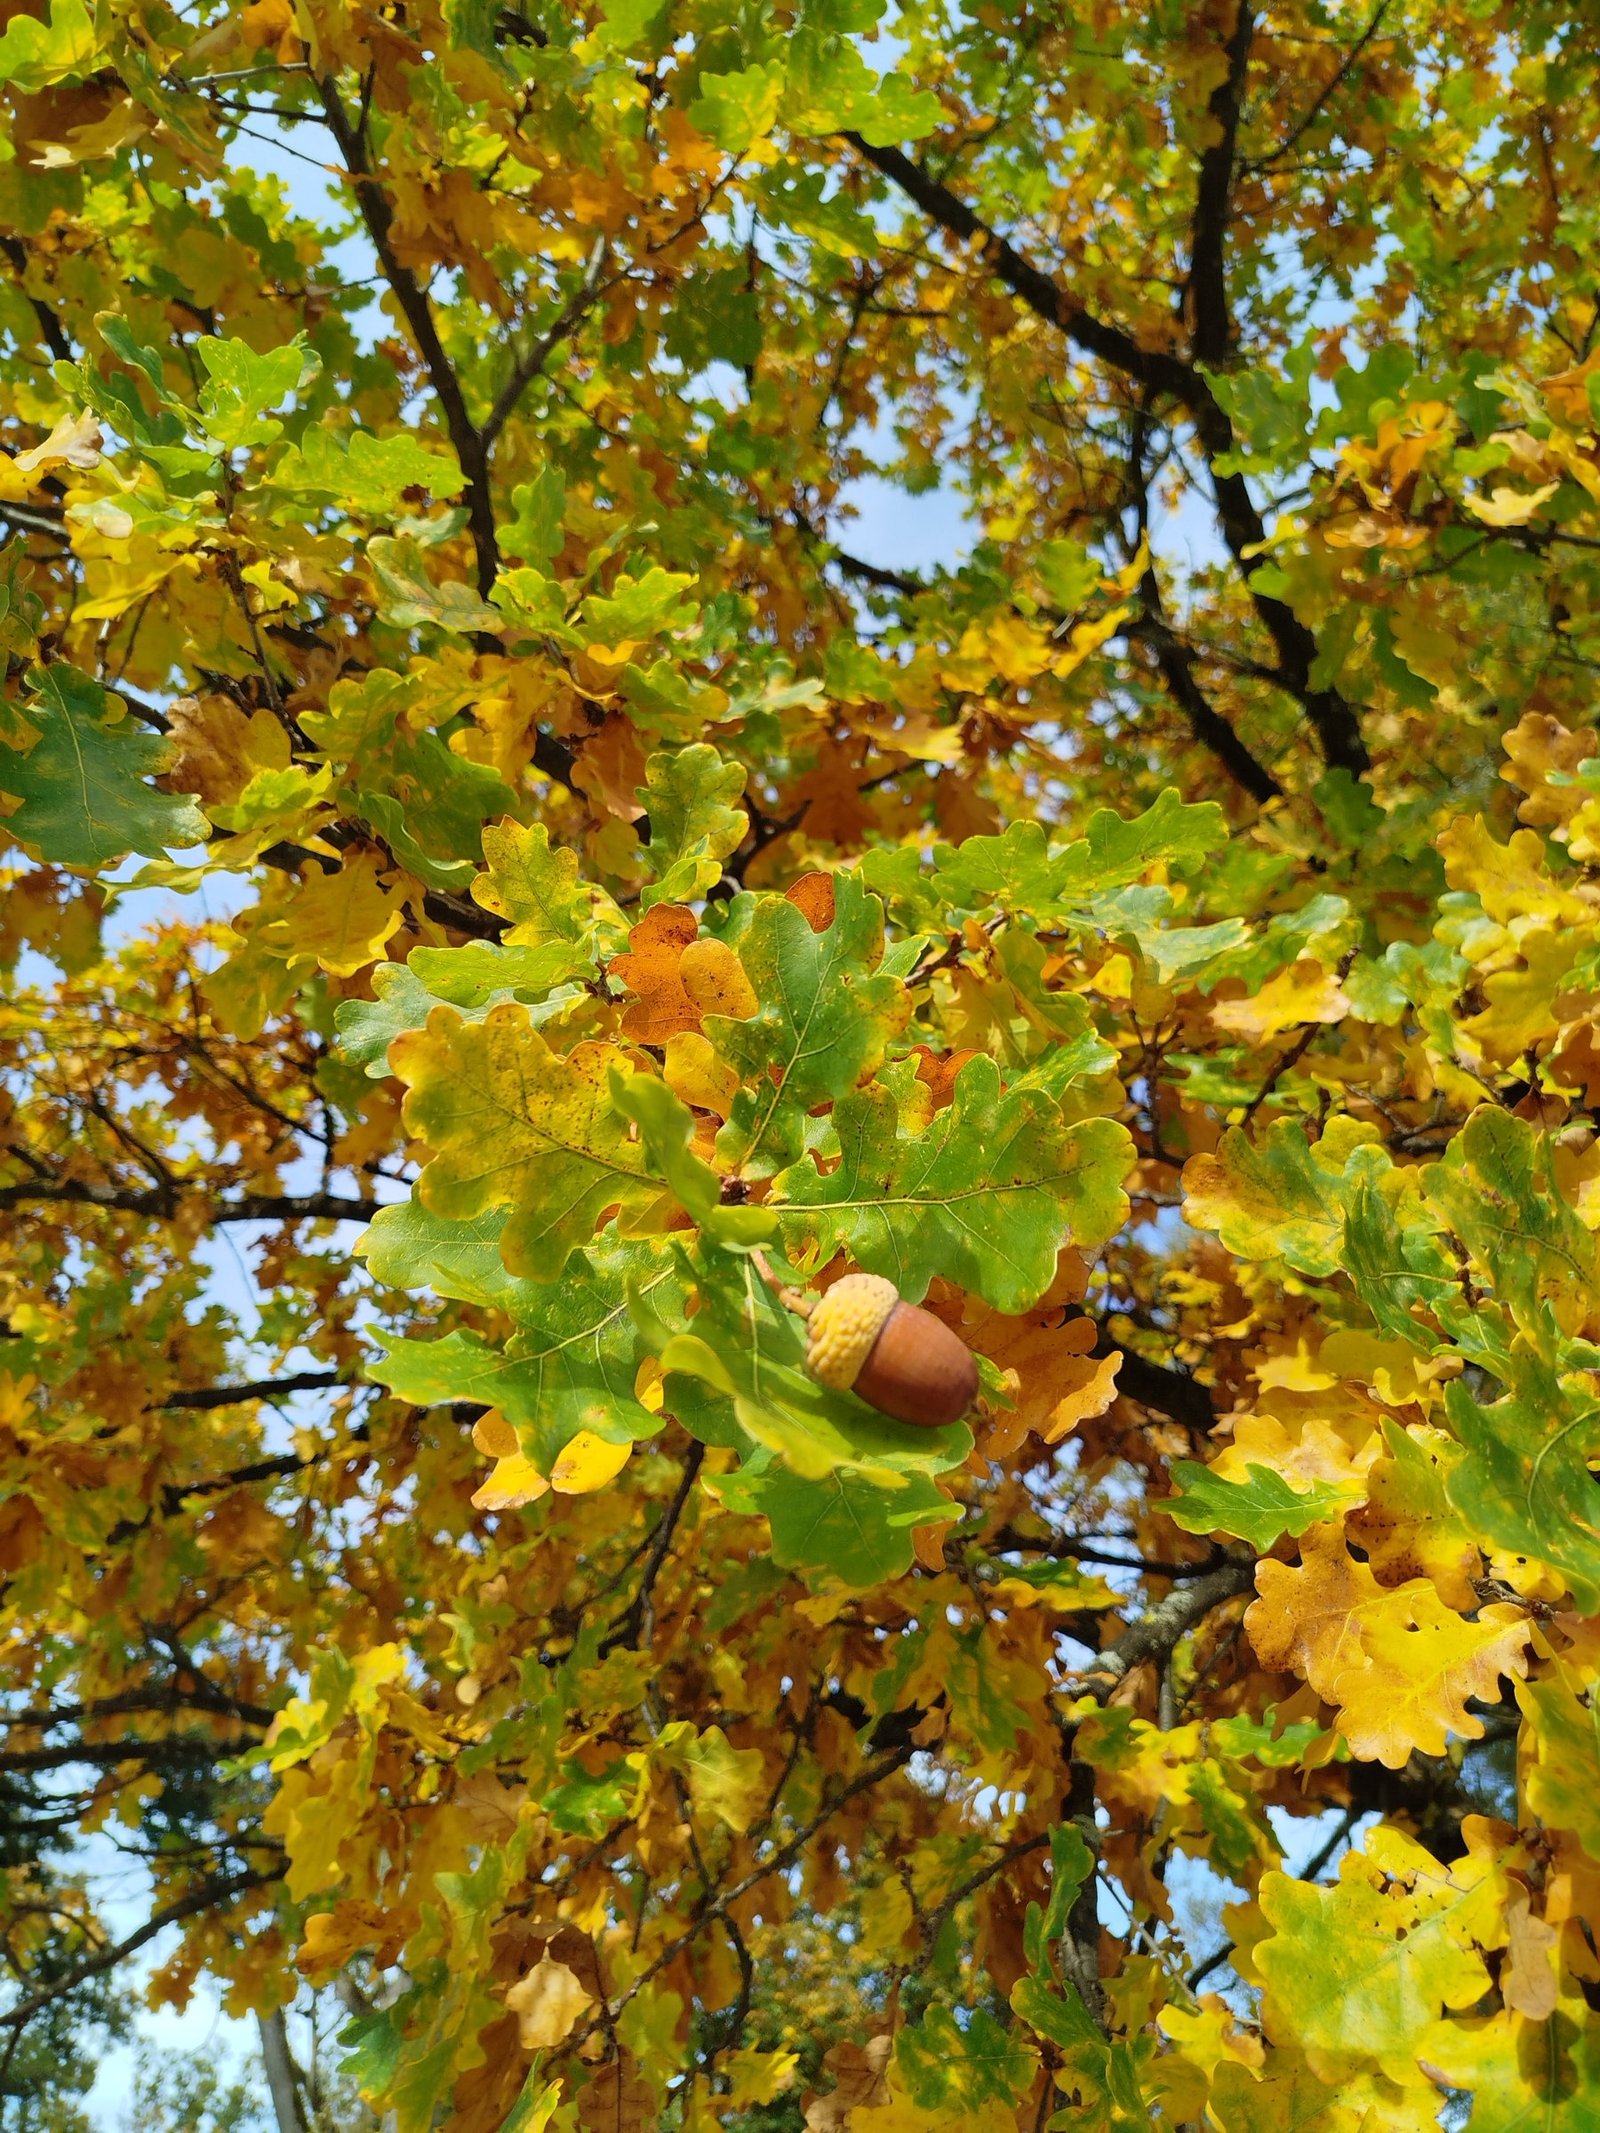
[5,1683,277,1733]
[314,79,497,595]
[1186,0,1255,369]
[844,137,1196,403]
[0,235,74,362]
[1080,1557,1255,1700]
[154,1370,350,1410]
[847,134,1370,775]
[0,1734,260,1775]
[1131,592,1282,803]
[1085,1323,1216,1434]
[0,1176,376,1224]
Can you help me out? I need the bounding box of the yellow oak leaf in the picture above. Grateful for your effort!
[1247,1521,1383,1702]
[505,1953,593,2050]
[259,852,403,977]
[1210,957,1350,1041]
[663,1030,740,1118]
[679,936,757,1019]
[1329,1586,1530,1768]
[1500,709,1599,830]
[1501,1882,1558,2020]
[1437,814,1592,932]
[471,1453,550,1510]
[1346,1423,1480,1610]
[14,408,102,474]
[1250,1522,1530,1767]
[297,1898,390,1976]
[549,1430,631,1493]
[164,694,291,809]
[1462,479,1559,525]
[1213,1412,1372,1498]
[725,2048,800,2109]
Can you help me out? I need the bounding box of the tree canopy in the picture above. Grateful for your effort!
[3,0,1600,2126]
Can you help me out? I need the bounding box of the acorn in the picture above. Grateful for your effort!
[803,1272,978,1427]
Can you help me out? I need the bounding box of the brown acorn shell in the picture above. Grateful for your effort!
[852,1300,978,1427]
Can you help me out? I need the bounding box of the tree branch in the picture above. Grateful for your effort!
[598,1440,705,1657]
[0,1868,276,2046]
[0,234,74,361]
[153,1370,351,1410]
[0,1176,376,1224]
[846,132,1370,776]
[314,78,497,595]
[1079,1558,1255,1700]
[0,1735,261,1775]
[843,136,1196,403]
[1132,582,1283,804]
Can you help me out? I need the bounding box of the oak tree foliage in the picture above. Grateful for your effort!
[1,0,1599,2126]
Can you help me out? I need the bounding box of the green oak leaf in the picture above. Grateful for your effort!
[709,874,909,1175]
[579,566,697,643]
[471,817,628,957]
[0,664,207,867]
[358,1200,540,1314]
[367,537,502,634]
[609,1071,777,1246]
[772,1055,1131,1312]
[1442,1352,1600,1614]
[354,730,516,875]
[896,2005,1036,2112]
[0,0,98,91]
[1021,1824,1094,1982]
[195,333,319,452]
[689,62,783,153]
[636,743,747,908]
[711,1449,956,1588]
[336,950,587,1076]
[929,818,1072,916]
[391,1005,656,1281]
[1340,1168,1460,1349]
[1184,1117,1390,1277]
[1424,1106,1596,1342]
[1255,1831,1501,2088]
[267,424,463,514]
[1164,1461,1357,1552]
[367,1235,687,1466]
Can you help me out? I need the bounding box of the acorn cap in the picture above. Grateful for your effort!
[804,1272,900,1392]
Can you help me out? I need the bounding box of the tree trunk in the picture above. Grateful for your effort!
[257,2009,307,2133]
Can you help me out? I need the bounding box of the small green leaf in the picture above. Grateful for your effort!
[637,744,747,908]
[0,664,207,868]
[1165,1462,1356,1552]
[710,875,909,1175]
[196,334,319,451]
[773,1056,1131,1312]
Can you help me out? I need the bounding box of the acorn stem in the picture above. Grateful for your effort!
[750,1249,815,1319]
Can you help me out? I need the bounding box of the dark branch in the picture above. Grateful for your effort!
[846,131,1370,776]
[598,1440,706,1656]
[315,78,498,596]
[0,1177,376,1224]
[154,1370,351,1410]
[0,1869,276,2043]
[0,1735,261,1775]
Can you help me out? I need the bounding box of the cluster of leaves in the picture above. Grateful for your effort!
[3,0,1600,2128]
